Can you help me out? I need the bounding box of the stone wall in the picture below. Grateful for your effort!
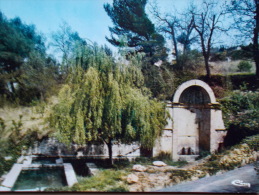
[29,138,140,158]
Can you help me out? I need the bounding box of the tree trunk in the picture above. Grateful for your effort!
[107,139,113,167]
[254,0,259,79]
[172,32,179,62]
[204,56,211,78]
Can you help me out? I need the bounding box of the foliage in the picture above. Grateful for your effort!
[199,74,258,92]
[193,0,226,78]
[0,155,16,177]
[104,0,167,64]
[50,22,86,70]
[242,134,259,151]
[226,0,259,78]
[142,63,175,100]
[169,169,195,180]
[0,116,40,176]
[150,0,197,61]
[0,12,60,105]
[46,169,129,192]
[210,51,227,61]
[228,44,254,60]
[0,12,46,74]
[173,50,203,73]
[220,91,259,126]
[48,45,168,165]
[104,0,172,99]
[237,60,252,72]
[220,91,259,146]
[199,143,255,175]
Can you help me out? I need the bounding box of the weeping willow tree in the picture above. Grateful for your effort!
[48,44,168,165]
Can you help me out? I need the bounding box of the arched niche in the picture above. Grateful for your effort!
[173,80,216,104]
[172,80,217,158]
[179,86,211,105]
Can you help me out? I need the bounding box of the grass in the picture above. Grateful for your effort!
[44,153,188,192]
[112,155,188,170]
[46,169,129,192]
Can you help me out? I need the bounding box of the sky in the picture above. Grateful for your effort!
[0,0,188,46]
[0,0,231,60]
[0,0,114,51]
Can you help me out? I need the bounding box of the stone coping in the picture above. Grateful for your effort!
[1,164,23,189]
[63,163,78,187]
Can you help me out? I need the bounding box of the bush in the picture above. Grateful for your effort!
[242,134,259,151]
[0,116,40,177]
[220,91,259,147]
[237,61,252,72]
[210,51,227,62]
[0,155,16,176]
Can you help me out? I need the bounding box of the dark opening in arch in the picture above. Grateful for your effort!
[179,86,211,105]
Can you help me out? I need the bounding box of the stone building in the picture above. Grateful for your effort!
[153,79,227,161]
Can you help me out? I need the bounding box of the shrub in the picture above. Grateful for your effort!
[0,116,40,177]
[0,155,16,176]
[220,91,259,147]
[107,186,129,192]
[242,134,259,151]
[210,51,227,62]
[237,60,252,72]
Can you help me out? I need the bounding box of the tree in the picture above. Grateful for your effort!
[192,0,225,78]
[149,2,180,62]
[51,22,86,71]
[177,5,197,55]
[49,45,168,166]
[104,0,167,64]
[150,1,196,63]
[226,0,259,79]
[17,51,59,102]
[0,12,49,100]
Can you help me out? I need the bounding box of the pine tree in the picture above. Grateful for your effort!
[104,0,167,64]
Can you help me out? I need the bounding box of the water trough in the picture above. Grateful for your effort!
[0,155,78,191]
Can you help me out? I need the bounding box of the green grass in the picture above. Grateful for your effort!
[112,153,188,170]
[46,169,129,192]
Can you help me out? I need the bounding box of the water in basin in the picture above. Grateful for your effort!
[12,167,67,191]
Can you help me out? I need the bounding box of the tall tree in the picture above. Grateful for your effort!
[51,22,85,71]
[177,5,197,54]
[49,45,167,166]
[104,0,167,64]
[149,2,179,62]
[150,1,196,63]
[227,0,259,79]
[0,12,48,99]
[192,0,225,78]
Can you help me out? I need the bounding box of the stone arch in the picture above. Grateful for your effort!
[171,80,218,160]
[173,80,216,104]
